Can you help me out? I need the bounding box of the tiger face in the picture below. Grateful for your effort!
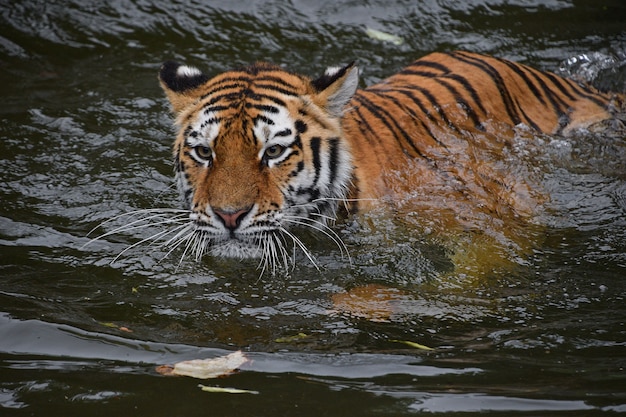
[159,61,358,267]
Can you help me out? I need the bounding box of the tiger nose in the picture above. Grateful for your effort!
[213,206,252,231]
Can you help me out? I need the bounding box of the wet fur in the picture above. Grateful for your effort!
[119,51,623,276]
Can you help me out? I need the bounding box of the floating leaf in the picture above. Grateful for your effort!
[391,339,435,351]
[156,351,249,379]
[365,27,404,45]
[198,384,258,394]
[99,322,132,333]
[275,333,309,343]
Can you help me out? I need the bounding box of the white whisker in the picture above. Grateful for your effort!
[86,208,188,237]
[284,215,351,265]
[160,221,195,248]
[176,230,198,270]
[83,191,368,272]
[280,226,319,271]
[84,211,188,248]
[274,232,291,271]
[160,225,195,264]
[81,204,204,264]
[110,223,186,264]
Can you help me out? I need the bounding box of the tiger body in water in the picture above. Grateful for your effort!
[158,50,624,277]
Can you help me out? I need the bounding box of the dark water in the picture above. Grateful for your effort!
[1,0,626,415]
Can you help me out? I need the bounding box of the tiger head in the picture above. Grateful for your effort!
[158,61,359,268]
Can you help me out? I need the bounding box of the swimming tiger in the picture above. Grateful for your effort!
[158,50,624,276]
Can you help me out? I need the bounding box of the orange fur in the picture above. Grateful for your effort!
[159,51,623,276]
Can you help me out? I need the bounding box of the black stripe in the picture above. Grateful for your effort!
[354,93,427,159]
[200,117,221,130]
[402,59,451,74]
[520,66,570,131]
[202,82,248,94]
[350,105,376,144]
[543,71,608,107]
[347,105,412,194]
[397,69,441,78]
[450,51,522,126]
[290,160,305,177]
[443,73,488,115]
[393,86,451,127]
[500,61,547,106]
[387,67,488,130]
[292,133,303,149]
[373,89,449,147]
[254,115,274,126]
[516,103,549,133]
[256,75,300,90]
[202,92,242,106]
[274,128,292,137]
[203,105,232,114]
[327,137,340,186]
[254,83,300,97]
[434,77,484,131]
[241,118,255,146]
[295,119,307,134]
[206,75,252,88]
[245,92,287,107]
[542,71,579,101]
[310,136,322,188]
[200,89,288,108]
[246,103,279,113]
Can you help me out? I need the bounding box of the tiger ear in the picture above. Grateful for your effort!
[312,62,359,117]
[159,61,210,114]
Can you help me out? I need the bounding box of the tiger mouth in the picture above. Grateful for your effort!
[208,238,263,259]
[191,222,271,260]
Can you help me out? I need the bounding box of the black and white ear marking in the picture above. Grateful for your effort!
[312,62,359,117]
[159,61,210,93]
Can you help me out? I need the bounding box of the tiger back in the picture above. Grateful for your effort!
[159,50,624,277]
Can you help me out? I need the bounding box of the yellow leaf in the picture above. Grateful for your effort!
[391,339,435,351]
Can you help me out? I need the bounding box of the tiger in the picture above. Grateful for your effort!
[158,50,624,277]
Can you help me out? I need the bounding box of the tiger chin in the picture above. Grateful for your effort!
[158,51,624,277]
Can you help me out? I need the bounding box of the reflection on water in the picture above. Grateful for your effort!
[1,0,626,415]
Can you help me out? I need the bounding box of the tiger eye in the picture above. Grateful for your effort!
[264,145,285,159]
[194,146,212,161]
